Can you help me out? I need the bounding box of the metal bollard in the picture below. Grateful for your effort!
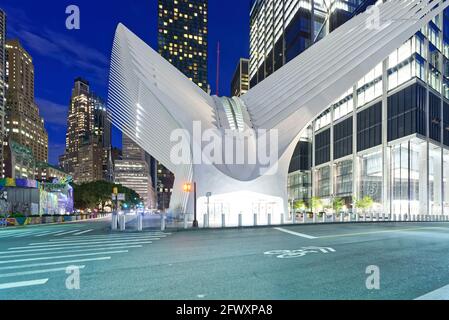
[370,213,373,222]
[332,214,335,223]
[203,214,209,228]
[222,214,226,228]
[119,215,126,231]
[161,214,166,231]
[340,213,344,223]
[254,214,258,227]
[323,214,326,223]
[313,213,317,224]
[268,214,272,226]
[111,214,118,230]
[184,214,188,229]
[281,214,285,225]
[238,214,243,228]
[137,214,143,232]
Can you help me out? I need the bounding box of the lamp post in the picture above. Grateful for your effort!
[184,182,198,228]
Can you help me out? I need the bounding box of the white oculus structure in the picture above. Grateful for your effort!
[109,0,449,226]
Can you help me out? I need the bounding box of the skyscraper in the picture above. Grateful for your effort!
[249,0,364,88]
[158,0,208,90]
[157,0,208,210]
[5,39,48,162]
[231,58,250,97]
[114,135,156,209]
[0,9,6,178]
[60,78,111,184]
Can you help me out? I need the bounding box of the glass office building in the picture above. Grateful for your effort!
[249,0,364,87]
[287,10,449,218]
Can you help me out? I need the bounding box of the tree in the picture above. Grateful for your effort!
[332,197,345,213]
[355,196,374,213]
[311,197,323,213]
[294,200,307,212]
[73,181,142,211]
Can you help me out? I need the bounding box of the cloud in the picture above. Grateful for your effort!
[35,98,68,127]
[3,6,109,85]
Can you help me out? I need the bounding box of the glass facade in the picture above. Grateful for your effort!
[288,9,449,218]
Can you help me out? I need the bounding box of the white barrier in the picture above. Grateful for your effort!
[281,214,285,225]
[161,214,166,231]
[184,214,188,229]
[119,215,126,231]
[254,214,258,227]
[238,214,243,228]
[137,214,143,231]
[111,214,118,230]
[222,214,226,228]
[268,214,272,226]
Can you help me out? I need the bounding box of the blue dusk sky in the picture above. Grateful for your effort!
[0,0,251,165]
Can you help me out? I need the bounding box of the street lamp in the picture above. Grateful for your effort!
[183,182,198,228]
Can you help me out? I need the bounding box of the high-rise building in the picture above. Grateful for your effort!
[114,134,156,209]
[158,0,208,90]
[4,39,48,163]
[231,58,250,97]
[284,5,449,218]
[157,0,208,210]
[249,0,365,88]
[60,78,111,184]
[0,9,6,178]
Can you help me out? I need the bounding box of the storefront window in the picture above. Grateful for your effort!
[334,160,353,197]
[358,150,383,212]
[315,166,331,198]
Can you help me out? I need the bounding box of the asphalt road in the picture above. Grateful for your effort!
[1,218,449,300]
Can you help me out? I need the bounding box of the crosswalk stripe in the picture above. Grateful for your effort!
[0,266,86,279]
[4,242,153,254]
[0,257,111,271]
[0,279,49,290]
[53,230,80,237]
[45,236,162,244]
[66,233,169,239]
[73,229,93,236]
[35,231,70,237]
[0,250,129,265]
[13,232,36,238]
[26,238,160,248]
[0,246,144,259]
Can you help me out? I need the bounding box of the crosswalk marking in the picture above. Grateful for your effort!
[0,226,171,293]
[0,250,129,265]
[53,230,80,237]
[0,266,86,279]
[0,245,144,259]
[0,257,111,271]
[3,242,153,254]
[73,229,93,236]
[24,238,160,248]
[0,279,49,290]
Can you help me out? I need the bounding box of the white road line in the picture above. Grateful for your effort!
[4,242,152,253]
[0,279,49,290]
[274,227,318,239]
[0,266,86,279]
[319,227,449,239]
[46,236,162,243]
[0,250,129,265]
[35,231,69,237]
[66,233,169,239]
[415,284,449,300]
[0,246,143,259]
[13,232,37,238]
[73,229,93,236]
[53,230,80,237]
[0,257,111,271]
[26,238,160,248]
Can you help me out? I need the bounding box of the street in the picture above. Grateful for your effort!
[2,219,449,299]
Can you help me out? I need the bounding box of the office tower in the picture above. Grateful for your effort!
[0,9,5,177]
[158,0,208,90]
[286,6,449,218]
[231,58,250,97]
[4,39,48,163]
[249,0,365,88]
[60,78,111,184]
[157,0,208,210]
[114,134,156,209]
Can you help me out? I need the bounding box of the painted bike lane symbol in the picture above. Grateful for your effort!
[264,247,336,259]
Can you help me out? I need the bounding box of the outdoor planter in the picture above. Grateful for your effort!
[42,216,54,224]
[64,216,74,222]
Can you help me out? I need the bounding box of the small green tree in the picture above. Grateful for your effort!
[333,197,345,213]
[355,196,374,213]
[311,197,323,213]
[294,200,307,212]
